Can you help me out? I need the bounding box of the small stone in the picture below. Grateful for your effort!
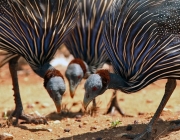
[41,103,50,108]
[75,115,82,119]
[23,77,29,81]
[83,121,88,125]
[90,126,97,131]
[126,125,132,131]
[138,112,144,115]
[106,118,111,122]
[47,129,52,132]
[35,101,40,104]
[53,120,61,124]
[0,133,14,140]
[66,123,71,126]
[134,120,138,124]
[146,100,153,103]
[27,104,35,108]
[64,129,70,132]
[79,125,82,128]
[34,111,42,117]
[75,119,81,122]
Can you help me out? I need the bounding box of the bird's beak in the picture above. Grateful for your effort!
[55,102,61,113]
[53,94,62,113]
[83,92,94,110]
[70,87,76,98]
[69,81,79,98]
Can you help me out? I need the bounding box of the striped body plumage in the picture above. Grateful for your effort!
[65,0,113,98]
[103,0,180,93]
[83,0,180,139]
[0,0,79,124]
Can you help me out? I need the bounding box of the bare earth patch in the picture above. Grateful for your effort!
[0,63,180,140]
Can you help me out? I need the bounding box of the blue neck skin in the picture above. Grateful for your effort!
[108,73,128,91]
[32,63,54,78]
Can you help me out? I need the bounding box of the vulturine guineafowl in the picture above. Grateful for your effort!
[83,0,180,139]
[64,0,124,115]
[0,0,79,125]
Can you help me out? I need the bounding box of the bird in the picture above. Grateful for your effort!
[64,0,124,115]
[0,0,79,125]
[83,0,180,139]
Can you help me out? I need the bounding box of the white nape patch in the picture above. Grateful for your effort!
[50,54,73,67]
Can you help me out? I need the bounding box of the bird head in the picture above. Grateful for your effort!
[65,59,87,98]
[44,69,66,113]
[83,70,110,109]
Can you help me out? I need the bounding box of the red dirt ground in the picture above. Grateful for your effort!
[0,56,180,140]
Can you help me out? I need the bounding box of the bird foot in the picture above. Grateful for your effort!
[122,129,153,140]
[106,101,124,116]
[168,120,180,131]
[7,109,48,126]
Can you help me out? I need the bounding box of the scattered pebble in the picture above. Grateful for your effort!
[134,120,138,124]
[146,99,153,103]
[66,123,71,126]
[75,119,81,122]
[90,126,97,131]
[0,133,14,140]
[138,112,144,115]
[53,120,61,124]
[126,125,132,131]
[27,104,35,108]
[47,129,52,132]
[83,121,88,125]
[41,103,50,108]
[75,115,82,119]
[106,118,111,122]
[64,129,70,132]
[35,101,40,104]
[119,98,124,101]
[78,124,82,128]
[34,111,42,117]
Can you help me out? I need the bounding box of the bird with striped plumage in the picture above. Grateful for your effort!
[83,0,180,139]
[64,0,124,115]
[0,0,78,125]
[65,0,110,98]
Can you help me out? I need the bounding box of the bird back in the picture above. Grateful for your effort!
[65,0,113,73]
[104,0,180,92]
[0,0,79,69]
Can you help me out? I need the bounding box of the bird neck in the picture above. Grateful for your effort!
[33,63,54,78]
[108,73,129,91]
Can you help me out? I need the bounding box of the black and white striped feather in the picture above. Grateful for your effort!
[65,0,113,73]
[0,0,79,70]
[104,0,180,93]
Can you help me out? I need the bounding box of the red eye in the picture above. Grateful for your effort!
[92,86,97,91]
[77,75,81,79]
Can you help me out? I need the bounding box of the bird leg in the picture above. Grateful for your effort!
[123,79,176,140]
[90,99,97,116]
[8,56,47,125]
[106,90,124,116]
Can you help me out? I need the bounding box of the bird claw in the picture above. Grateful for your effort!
[7,109,48,126]
[121,131,152,140]
[168,120,180,131]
